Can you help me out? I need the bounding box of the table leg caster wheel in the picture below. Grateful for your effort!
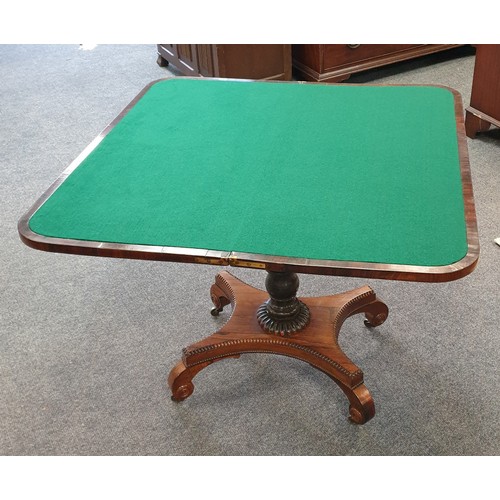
[364,314,387,328]
[211,306,223,316]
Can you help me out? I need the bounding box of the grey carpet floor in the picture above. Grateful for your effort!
[1,44,498,455]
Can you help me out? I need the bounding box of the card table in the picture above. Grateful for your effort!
[19,78,479,423]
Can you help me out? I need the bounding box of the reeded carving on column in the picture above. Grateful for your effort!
[256,299,310,336]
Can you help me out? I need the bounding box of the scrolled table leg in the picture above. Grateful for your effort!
[210,279,232,316]
[168,360,212,402]
[341,383,376,424]
[363,299,389,328]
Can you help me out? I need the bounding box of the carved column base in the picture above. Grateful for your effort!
[168,271,388,424]
[256,300,310,336]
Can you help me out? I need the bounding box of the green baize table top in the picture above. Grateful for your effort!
[28,78,468,268]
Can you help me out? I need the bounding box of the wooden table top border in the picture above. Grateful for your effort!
[18,77,479,283]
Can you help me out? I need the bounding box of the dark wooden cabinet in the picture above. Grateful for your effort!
[292,44,463,82]
[157,44,292,81]
[465,44,500,138]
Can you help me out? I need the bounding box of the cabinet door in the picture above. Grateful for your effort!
[215,45,291,80]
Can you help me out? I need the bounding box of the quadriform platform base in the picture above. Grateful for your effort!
[168,271,388,424]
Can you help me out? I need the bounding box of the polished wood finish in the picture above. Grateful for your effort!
[168,271,388,424]
[465,45,500,138]
[157,45,292,81]
[18,78,479,284]
[292,44,463,82]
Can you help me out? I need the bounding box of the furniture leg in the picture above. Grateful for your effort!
[465,109,491,138]
[156,54,169,67]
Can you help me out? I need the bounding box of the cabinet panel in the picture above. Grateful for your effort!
[157,44,291,80]
[469,45,500,120]
[322,44,424,70]
[292,44,463,82]
[465,45,500,138]
[175,44,198,75]
[196,45,215,76]
[216,45,291,80]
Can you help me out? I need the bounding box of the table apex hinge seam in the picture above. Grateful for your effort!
[228,253,266,269]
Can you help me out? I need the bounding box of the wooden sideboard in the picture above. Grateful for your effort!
[292,44,463,82]
[157,44,291,81]
[157,44,467,84]
[465,44,500,138]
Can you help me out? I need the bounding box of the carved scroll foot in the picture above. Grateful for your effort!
[363,300,389,328]
[168,271,389,424]
[168,359,212,402]
[210,279,232,316]
[337,382,375,424]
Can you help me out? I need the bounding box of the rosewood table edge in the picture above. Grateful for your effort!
[227,250,479,282]
[17,219,231,266]
[17,216,479,282]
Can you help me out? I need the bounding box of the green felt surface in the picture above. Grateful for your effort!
[29,78,468,266]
